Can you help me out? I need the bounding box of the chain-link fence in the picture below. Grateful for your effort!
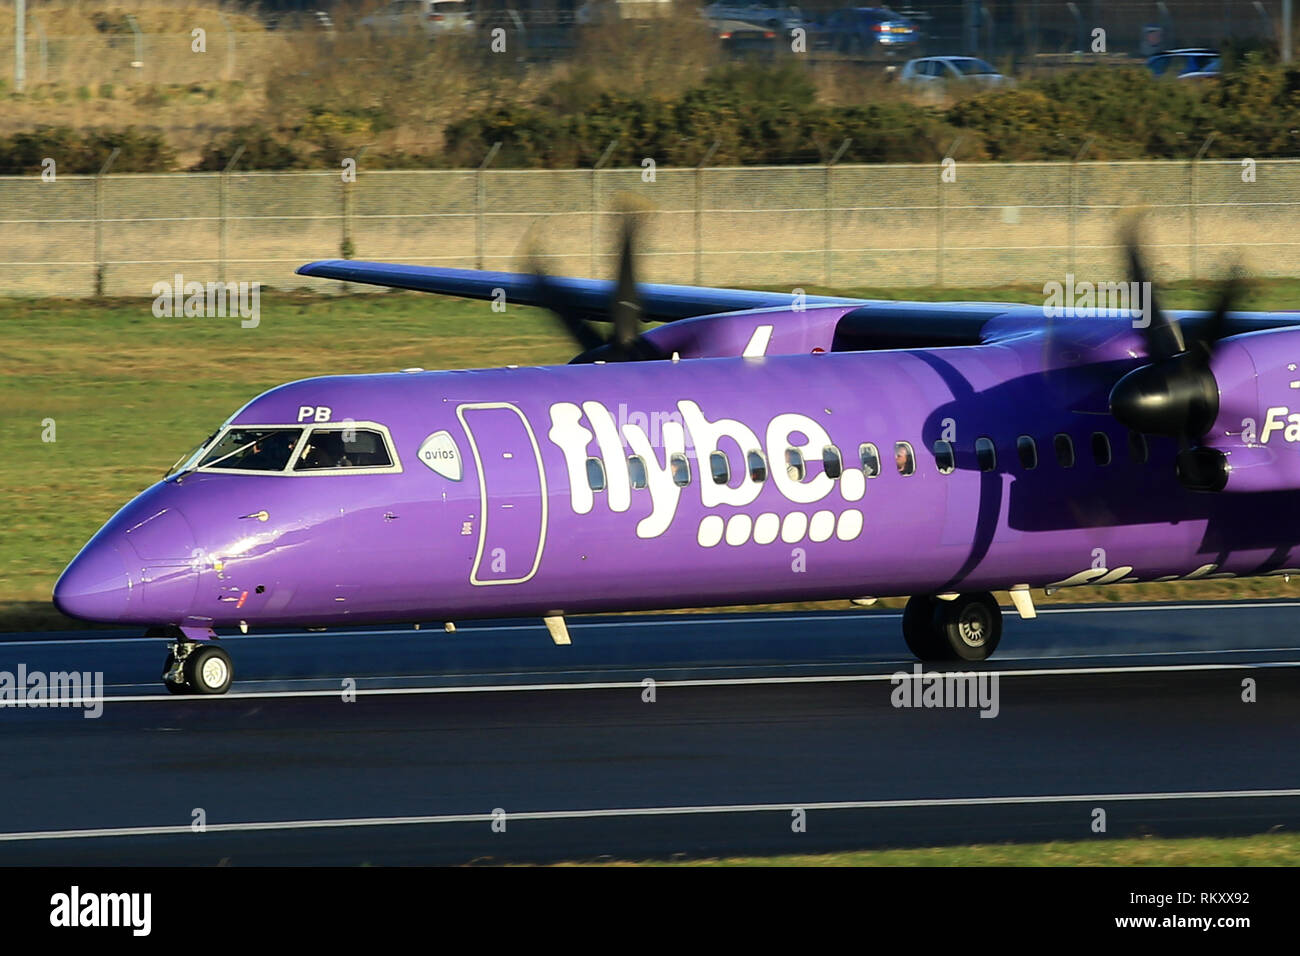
[1,159,1294,296]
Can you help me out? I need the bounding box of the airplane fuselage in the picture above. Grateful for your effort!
[53,313,1300,632]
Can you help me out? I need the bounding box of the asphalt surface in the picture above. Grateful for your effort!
[1,601,1298,864]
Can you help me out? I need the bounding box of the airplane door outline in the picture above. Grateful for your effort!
[455,402,548,586]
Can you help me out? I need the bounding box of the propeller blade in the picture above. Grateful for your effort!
[528,207,664,364]
[1123,218,1183,360]
[1185,265,1244,365]
[609,214,644,359]
[530,267,607,355]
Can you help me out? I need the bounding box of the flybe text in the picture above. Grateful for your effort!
[548,398,866,540]
[1259,406,1300,443]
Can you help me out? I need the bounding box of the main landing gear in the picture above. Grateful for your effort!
[162,641,233,695]
[902,592,1003,662]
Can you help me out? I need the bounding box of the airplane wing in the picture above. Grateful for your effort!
[295,260,859,324]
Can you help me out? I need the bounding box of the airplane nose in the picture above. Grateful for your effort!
[53,545,133,622]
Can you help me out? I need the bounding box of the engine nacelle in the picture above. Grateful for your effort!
[1205,329,1300,492]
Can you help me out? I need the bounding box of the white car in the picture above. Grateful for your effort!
[359,0,474,35]
[899,56,1014,89]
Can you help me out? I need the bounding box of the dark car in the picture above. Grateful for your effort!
[710,16,782,55]
[1147,48,1221,79]
[809,6,919,55]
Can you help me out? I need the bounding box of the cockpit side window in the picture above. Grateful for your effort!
[199,428,304,472]
[294,428,394,470]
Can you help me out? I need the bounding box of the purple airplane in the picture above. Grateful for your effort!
[52,221,1300,694]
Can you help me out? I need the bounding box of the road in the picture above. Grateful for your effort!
[0,601,1297,864]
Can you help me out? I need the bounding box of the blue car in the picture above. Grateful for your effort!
[810,6,920,56]
[1147,48,1221,79]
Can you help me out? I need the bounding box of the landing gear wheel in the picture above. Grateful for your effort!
[902,594,944,659]
[161,651,190,695]
[934,592,1002,662]
[182,645,233,695]
[902,592,1002,662]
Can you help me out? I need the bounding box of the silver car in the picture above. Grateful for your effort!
[359,0,474,36]
[899,56,1014,89]
[702,1,803,31]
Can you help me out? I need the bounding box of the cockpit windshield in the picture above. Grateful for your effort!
[166,429,220,479]
[198,428,304,472]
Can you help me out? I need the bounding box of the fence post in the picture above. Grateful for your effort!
[476,142,501,271]
[93,148,119,298]
[15,0,25,93]
[824,139,851,287]
[217,12,237,82]
[1190,133,1216,281]
[30,12,46,83]
[937,137,961,287]
[694,141,719,286]
[340,144,370,265]
[1285,0,1293,63]
[1069,137,1093,278]
[219,144,244,286]
[124,14,143,75]
[591,139,618,277]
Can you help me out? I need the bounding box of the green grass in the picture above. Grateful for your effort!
[558,833,1300,866]
[7,278,1300,631]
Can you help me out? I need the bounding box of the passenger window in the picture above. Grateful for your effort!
[710,450,730,485]
[785,448,806,481]
[670,452,691,487]
[975,437,996,473]
[293,428,392,470]
[822,445,843,479]
[895,441,915,476]
[627,455,648,489]
[1128,430,1148,464]
[860,443,881,477]
[747,450,767,482]
[1017,435,1037,470]
[1091,432,1112,466]
[586,457,606,491]
[932,440,955,475]
[1054,433,1075,468]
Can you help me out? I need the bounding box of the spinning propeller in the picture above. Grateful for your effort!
[530,212,665,364]
[1107,220,1244,491]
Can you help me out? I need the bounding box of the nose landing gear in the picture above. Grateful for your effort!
[162,641,234,695]
[902,592,1002,662]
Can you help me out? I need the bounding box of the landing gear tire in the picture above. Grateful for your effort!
[184,645,233,695]
[903,592,1002,662]
[902,594,944,659]
[161,642,233,695]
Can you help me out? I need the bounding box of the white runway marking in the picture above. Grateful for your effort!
[3,659,1296,708]
[8,601,1300,647]
[4,788,1299,842]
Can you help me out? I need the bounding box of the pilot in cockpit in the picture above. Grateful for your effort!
[244,431,297,470]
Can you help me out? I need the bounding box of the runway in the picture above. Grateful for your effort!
[1,601,1298,864]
